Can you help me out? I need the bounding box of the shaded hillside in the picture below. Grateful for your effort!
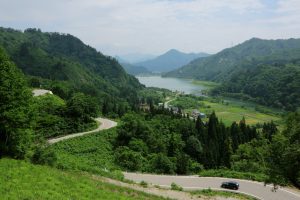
[120,62,151,75]
[136,49,209,73]
[115,56,151,75]
[164,38,300,81]
[0,27,142,104]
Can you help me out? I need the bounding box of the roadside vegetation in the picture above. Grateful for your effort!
[48,128,123,180]
[190,188,257,200]
[199,169,266,182]
[0,158,167,200]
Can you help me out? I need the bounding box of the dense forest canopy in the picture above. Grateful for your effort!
[113,106,300,187]
[211,52,300,111]
[0,27,143,108]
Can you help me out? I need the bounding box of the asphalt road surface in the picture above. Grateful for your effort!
[48,118,117,144]
[124,172,300,200]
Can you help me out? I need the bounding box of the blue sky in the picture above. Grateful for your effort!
[0,0,299,56]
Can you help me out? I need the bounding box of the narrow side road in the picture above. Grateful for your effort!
[124,172,300,200]
[48,117,117,144]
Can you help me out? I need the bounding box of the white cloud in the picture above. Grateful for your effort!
[0,0,299,55]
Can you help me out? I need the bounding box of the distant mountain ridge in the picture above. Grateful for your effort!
[136,49,210,73]
[117,53,156,63]
[120,62,151,76]
[164,38,300,81]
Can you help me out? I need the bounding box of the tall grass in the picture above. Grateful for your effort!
[0,158,168,200]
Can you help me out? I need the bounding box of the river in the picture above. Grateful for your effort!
[136,76,207,95]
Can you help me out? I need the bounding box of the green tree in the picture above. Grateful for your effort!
[262,121,278,141]
[266,112,300,187]
[0,48,35,159]
[149,153,176,174]
[185,135,203,161]
[222,137,233,168]
[176,153,190,174]
[67,93,98,119]
[114,146,143,171]
[205,112,220,168]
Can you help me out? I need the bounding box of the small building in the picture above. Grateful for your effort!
[32,89,53,97]
[139,103,150,111]
[158,103,164,107]
[192,109,200,118]
[199,113,206,119]
[171,107,179,114]
[192,109,206,119]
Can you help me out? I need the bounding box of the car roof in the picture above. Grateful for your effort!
[223,181,239,184]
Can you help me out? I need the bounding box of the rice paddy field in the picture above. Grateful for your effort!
[174,95,283,126]
[200,100,282,126]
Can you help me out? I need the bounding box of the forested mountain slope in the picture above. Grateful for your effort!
[212,55,300,110]
[164,38,300,81]
[164,38,300,110]
[0,27,142,104]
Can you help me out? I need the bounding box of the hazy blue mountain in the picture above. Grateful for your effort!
[164,38,300,81]
[117,53,156,63]
[136,49,210,73]
[115,56,151,75]
[120,62,151,75]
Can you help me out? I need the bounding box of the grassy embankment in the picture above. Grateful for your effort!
[0,158,167,200]
[190,188,257,200]
[48,128,123,180]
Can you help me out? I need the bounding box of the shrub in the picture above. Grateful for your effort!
[140,181,148,188]
[171,182,183,191]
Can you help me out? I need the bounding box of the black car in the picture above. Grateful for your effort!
[221,181,239,190]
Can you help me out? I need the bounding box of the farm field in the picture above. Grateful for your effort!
[172,95,283,126]
[200,100,282,126]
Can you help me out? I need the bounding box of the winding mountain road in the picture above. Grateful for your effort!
[48,117,117,144]
[47,117,300,200]
[124,173,300,200]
